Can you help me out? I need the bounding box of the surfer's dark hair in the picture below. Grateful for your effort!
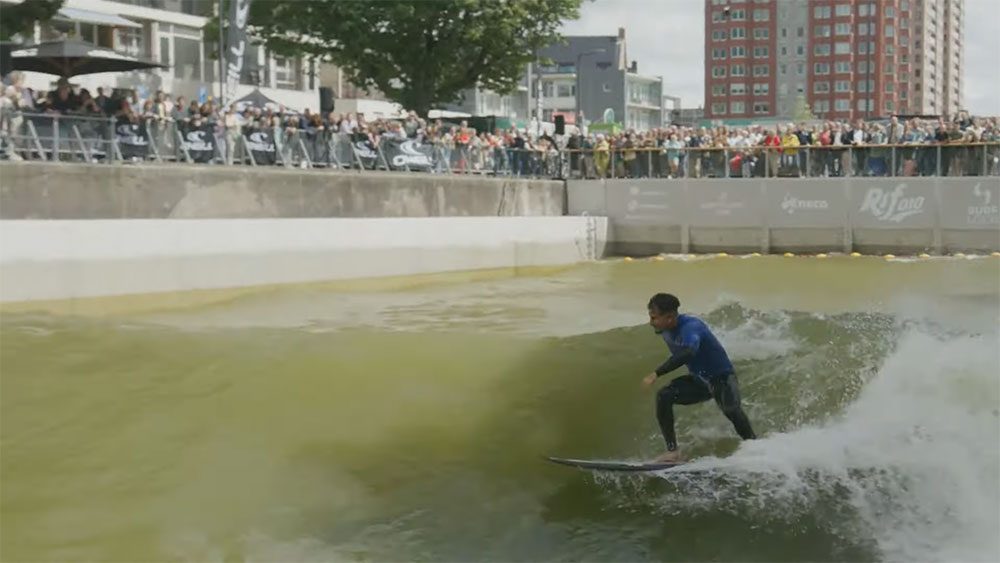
[648,293,680,313]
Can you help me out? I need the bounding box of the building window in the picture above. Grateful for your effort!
[712,66,727,78]
[885,82,894,93]
[835,61,852,73]
[834,80,851,92]
[797,26,804,37]
[815,25,831,37]
[712,11,724,22]
[753,9,769,21]
[273,55,297,89]
[814,63,830,74]
[731,101,746,113]
[781,46,787,56]
[856,99,873,111]
[797,63,804,75]
[814,6,831,18]
[711,103,727,115]
[835,99,850,111]
[886,7,895,18]
[731,83,747,95]
[753,64,770,76]
[731,64,747,77]
[814,44,831,56]
[712,85,725,96]
[797,45,805,56]
[753,46,769,58]
[814,100,830,113]
[730,27,747,39]
[712,30,727,41]
[835,23,851,35]
[856,79,874,92]
[814,81,830,93]
[713,48,726,60]
[731,46,746,58]
[834,42,851,54]
[780,64,787,75]
[753,103,770,114]
[753,83,769,95]
[731,9,746,20]
[835,4,852,16]
[858,61,870,73]
[753,28,770,39]
[858,22,870,35]
[885,25,895,37]
[781,27,787,38]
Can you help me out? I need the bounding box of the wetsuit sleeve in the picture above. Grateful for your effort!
[654,346,694,376]
[654,325,702,377]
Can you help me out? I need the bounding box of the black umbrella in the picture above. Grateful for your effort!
[8,39,167,77]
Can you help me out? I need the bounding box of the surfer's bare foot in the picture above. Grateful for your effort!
[653,450,684,462]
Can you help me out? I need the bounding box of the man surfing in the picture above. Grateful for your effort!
[642,293,756,462]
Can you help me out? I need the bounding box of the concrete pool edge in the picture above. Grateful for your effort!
[0,216,609,314]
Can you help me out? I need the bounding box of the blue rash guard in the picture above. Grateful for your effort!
[655,314,734,383]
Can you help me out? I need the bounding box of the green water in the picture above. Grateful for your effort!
[2,256,999,562]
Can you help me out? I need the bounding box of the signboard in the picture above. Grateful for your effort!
[938,179,1000,230]
[605,180,685,225]
[849,180,936,228]
[688,180,761,227]
[765,179,847,227]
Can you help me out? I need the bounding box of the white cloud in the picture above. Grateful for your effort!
[560,0,1000,115]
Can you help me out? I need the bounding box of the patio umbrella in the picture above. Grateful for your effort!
[233,88,283,111]
[8,39,167,77]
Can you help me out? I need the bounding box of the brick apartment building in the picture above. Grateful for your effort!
[703,0,964,122]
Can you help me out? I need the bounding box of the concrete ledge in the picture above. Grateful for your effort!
[0,161,566,219]
[569,178,1000,254]
[0,217,608,304]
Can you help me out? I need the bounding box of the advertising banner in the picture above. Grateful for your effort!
[605,180,686,225]
[938,179,999,230]
[849,180,937,229]
[765,179,847,227]
[688,180,761,227]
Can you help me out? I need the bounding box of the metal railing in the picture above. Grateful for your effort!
[3,109,998,179]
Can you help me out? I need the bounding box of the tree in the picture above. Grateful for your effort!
[222,0,584,117]
[0,0,64,41]
[791,94,817,122]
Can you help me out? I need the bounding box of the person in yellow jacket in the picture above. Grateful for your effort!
[593,134,610,178]
[781,127,801,176]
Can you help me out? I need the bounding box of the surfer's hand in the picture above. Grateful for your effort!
[642,373,657,387]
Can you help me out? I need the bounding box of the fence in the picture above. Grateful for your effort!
[0,110,565,178]
[2,109,998,180]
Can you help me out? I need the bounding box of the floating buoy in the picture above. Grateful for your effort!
[623,257,633,262]
[783,252,795,257]
[717,252,729,257]
[816,253,828,258]
[749,252,761,257]
[992,252,1000,257]
[850,252,862,257]
[918,253,931,259]
[652,255,665,262]
[884,254,896,259]
[954,252,966,258]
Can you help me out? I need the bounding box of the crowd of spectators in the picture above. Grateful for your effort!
[2,71,998,178]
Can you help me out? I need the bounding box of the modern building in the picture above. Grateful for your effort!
[2,0,320,111]
[535,27,667,131]
[704,0,964,122]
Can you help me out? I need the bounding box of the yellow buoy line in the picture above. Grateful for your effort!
[623,251,1000,262]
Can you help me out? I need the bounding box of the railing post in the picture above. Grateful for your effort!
[936,145,942,177]
[52,115,60,162]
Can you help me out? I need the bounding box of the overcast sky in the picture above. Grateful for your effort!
[559,0,1000,115]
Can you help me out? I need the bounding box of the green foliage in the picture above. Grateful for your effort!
[213,0,585,116]
[792,94,817,122]
[0,0,64,41]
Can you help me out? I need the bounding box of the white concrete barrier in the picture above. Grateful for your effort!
[0,217,608,303]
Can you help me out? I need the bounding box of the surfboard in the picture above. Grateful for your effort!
[546,455,687,472]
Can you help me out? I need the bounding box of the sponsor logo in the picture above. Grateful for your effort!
[245,131,275,152]
[968,182,999,224]
[780,193,829,214]
[699,191,745,216]
[859,184,925,223]
[182,130,213,152]
[390,140,432,168]
[115,124,147,146]
[353,141,377,159]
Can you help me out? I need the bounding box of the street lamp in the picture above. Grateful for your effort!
[576,48,606,129]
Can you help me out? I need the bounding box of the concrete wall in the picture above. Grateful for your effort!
[569,178,1000,255]
[0,162,565,219]
[0,217,608,304]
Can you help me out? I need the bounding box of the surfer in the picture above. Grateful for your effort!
[642,293,756,462]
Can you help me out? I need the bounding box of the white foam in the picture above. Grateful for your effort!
[660,329,1000,562]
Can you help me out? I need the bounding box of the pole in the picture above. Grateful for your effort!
[217,0,225,106]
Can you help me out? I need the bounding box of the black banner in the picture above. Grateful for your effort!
[115,118,148,160]
[225,0,253,102]
[351,133,379,170]
[244,129,276,165]
[178,123,217,163]
[381,138,434,171]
